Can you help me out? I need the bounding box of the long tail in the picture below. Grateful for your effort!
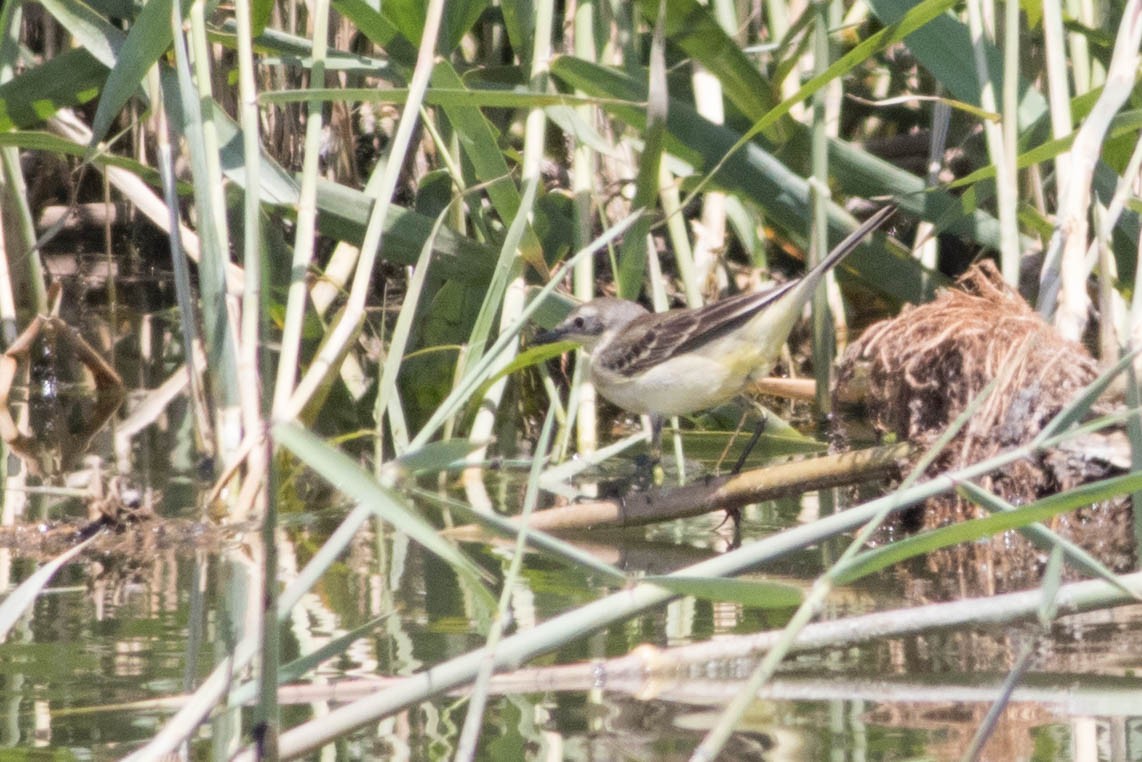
[803,204,897,288]
[746,204,897,366]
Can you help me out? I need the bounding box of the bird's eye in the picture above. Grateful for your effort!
[572,317,585,329]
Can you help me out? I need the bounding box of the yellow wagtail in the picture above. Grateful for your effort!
[537,205,895,421]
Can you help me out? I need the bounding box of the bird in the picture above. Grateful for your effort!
[536,205,896,427]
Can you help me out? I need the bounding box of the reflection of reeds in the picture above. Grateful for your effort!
[0,285,124,480]
[5,0,1142,758]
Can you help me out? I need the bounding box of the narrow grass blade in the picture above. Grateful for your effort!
[39,0,124,65]
[1036,348,1138,442]
[457,397,558,760]
[274,422,492,597]
[958,479,1137,598]
[0,131,162,181]
[391,439,489,474]
[407,211,643,449]
[1039,545,1064,626]
[419,488,629,585]
[466,341,577,409]
[635,0,783,135]
[867,0,1046,129]
[87,0,173,148]
[615,0,666,299]
[0,50,107,130]
[836,471,1142,584]
[0,534,98,643]
[960,644,1034,762]
[225,613,392,707]
[551,57,938,304]
[643,575,803,609]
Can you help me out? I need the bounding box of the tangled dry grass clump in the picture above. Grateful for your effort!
[835,261,1133,593]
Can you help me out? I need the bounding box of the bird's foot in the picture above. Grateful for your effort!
[597,453,666,497]
[631,453,666,490]
[713,506,743,549]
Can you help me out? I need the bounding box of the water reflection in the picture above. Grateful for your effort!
[0,290,1140,759]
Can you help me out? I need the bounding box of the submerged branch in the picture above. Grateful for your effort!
[451,443,911,535]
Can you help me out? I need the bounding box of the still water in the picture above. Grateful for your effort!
[1,296,1142,760]
[3,491,1142,760]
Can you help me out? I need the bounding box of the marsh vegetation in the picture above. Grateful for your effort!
[2,0,1142,758]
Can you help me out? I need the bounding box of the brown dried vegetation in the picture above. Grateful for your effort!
[835,261,1133,594]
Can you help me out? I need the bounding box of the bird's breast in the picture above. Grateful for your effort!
[590,351,748,416]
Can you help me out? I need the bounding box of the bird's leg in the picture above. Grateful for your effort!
[630,414,665,490]
[714,402,770,476]
[713,411,749,474]
[649,413,664,460]
[716,411,769,535]
[731,411,769,475]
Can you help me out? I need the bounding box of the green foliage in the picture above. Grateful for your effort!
[644,575,803,609]
[87,0,174,148]
[7,0,1142,757]
[385,0,490,54]
[0,50,106,131]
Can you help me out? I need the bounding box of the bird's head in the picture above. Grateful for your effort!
[534,297,648,353]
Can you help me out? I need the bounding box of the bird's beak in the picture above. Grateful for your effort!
[533,325,570,345]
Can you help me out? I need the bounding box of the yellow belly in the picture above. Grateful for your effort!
[588,308,790,416]
[592,351,759,416]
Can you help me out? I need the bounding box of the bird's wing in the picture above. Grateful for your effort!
[596,205,896,379]
[596,284,797,377]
